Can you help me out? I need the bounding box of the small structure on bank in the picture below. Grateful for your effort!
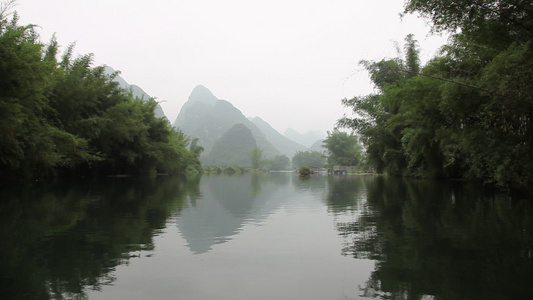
[332,166,356,175]
[310,166,327,173]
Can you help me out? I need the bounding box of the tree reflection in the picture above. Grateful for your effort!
[0,176,196,300]
[324,175,369,213]
[325,175,381,259]
[334,176,533,299]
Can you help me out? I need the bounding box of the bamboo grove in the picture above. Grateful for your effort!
[339,0,533,187]
[0,6,201,179]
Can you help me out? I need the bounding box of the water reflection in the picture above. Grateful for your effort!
[176,173,293,254]
[324,174,369,213]
[2,174,532,300]
[0,176,197,300]
[335,176,533,299]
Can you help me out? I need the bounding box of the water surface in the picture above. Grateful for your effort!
[1,173,531,299]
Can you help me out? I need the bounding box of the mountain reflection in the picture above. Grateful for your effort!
[0,176,197,300]
[2,174,532,299]
[176,173,292,254]
[333,176,533,300]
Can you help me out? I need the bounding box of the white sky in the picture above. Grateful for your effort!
[15,0,447,134]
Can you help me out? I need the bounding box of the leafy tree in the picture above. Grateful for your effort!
[298,166,311,176]
[404,0,533,44]
[322,130,363,167]
[189,138,204,157]
[185,137,204,173]
[291,151,325,168]
[405,0,533,185]
[339,1,533,186]
[0,5,199,178]
[403,33,421,76]
[249,147,263,169]
[338,39,416,175]
[267,154,290,170]
[0,8,68,177]
[45,45,194,175]
[346,177,533,299]
[0,175,197,299]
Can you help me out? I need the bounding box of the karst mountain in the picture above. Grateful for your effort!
[173,85,323,165]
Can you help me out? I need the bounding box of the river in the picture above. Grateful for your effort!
[1,173,532,299]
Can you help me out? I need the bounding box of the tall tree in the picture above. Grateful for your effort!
[404,0,533,43]
[249,147,263,169]
[0,5,199,178]
[403,34,421,76]
[338,35,422,175]
[322,130,362,167]
[291,151,326,168]
[267,155,290,171]
[339,1,533,186]
[0,8,69,177]
[189,138,204,157]
[405,0,533,185]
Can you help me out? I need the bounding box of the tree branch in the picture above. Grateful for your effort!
[401,69,494,94]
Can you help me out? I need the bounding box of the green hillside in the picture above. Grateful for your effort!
[172,85,278,160]
[250,117,307,157]
[207,123,257,166]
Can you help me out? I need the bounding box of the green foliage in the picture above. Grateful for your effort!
[186,137,204,173]
[0,10,59,177]
[266,154,290,170]
[403,34,421,75]
[208,123,257,167]
[0,175,198,299]
[0,9,198,178]
[298,166,311,176]
[49,51,199,176]
[189,137,204,157]
[348,177,533,299]
[249,146,263,169]
[202,165,252,174]
[404,0,533,44]
[174,88,280,162]
[322,130,363,168]
[291,150,325,169]
[339,2,533,186]
[223,166,243,174]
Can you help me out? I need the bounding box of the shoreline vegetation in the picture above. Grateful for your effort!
[337,1,533,189]
[2,1,532,190]
[0,2,202,180]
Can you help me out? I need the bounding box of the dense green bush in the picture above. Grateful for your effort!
[0,9,199,178]
[298,166,311,176]
[340,2,533,187]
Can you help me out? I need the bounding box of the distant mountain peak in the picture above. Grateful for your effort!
[284,128,326,148]
[189,85,217,105]
[250,116,266,124]
[250,117,307,157]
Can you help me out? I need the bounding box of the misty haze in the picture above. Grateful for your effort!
[2,1,533,300]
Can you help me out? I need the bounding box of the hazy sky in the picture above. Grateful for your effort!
[15,0,447,134]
